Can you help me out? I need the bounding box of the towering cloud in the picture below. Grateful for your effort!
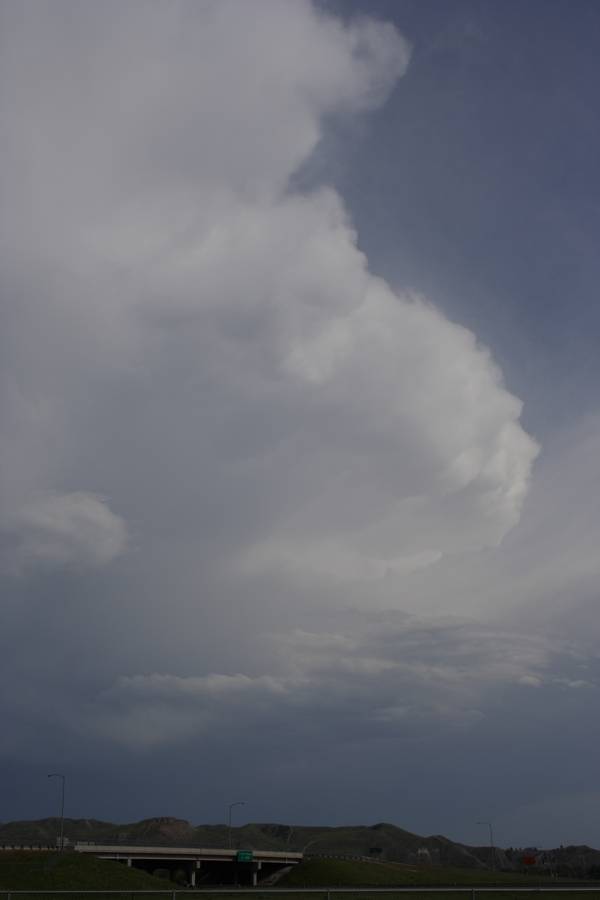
[0,0,536,585]
[0,0,541,768]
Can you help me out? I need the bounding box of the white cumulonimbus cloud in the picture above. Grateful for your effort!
[0,0,537,584]
[0,0,544,758]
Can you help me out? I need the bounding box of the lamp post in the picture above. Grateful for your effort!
[227,801,245,849]
[477,820,495,872]
[48,773,66,851]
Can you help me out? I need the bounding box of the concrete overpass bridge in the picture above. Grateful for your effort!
[74,844,303,887]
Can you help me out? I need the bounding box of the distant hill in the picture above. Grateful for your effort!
[1,817,599,878]
[0,817,488,868]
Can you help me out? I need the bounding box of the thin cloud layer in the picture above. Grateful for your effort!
[81,615,595,750]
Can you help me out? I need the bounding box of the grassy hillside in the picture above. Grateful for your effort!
[280,858,552,887]
[0,851,171,890]
[3,818,600,881]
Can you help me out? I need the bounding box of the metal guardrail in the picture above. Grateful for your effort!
[3,890,600,897]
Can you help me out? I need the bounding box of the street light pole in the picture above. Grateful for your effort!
[48,774,66,851]
[227,801,245,849]
[476,820,495,872]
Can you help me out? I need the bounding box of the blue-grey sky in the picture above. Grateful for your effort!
[327,0,600,436]
[1,0,600,850]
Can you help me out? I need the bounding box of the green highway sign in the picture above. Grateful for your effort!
[236,850,254,862]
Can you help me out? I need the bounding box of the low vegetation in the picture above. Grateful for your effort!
[0,851,170,891]
[1,847,599,900]
[275,858,600,900]
[281,858,549,887]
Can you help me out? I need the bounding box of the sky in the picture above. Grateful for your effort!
[1,0,600,850]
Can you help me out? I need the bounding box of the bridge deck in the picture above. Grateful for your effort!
[74,845,303,863]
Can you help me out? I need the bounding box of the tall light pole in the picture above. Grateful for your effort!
[48,774,66,851]
[227,801,245,849]
[477,820,495,872]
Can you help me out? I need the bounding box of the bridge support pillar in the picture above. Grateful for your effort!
[252,860,262,886]
[127,859,132,868]
[190,860,201,887]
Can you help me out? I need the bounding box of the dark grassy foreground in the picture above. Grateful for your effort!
[0,851,170,891]
[281,859,542,887]
[275,859,600,900]
[1,851,600,900]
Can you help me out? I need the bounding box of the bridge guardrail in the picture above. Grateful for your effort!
[3,889,600,898]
